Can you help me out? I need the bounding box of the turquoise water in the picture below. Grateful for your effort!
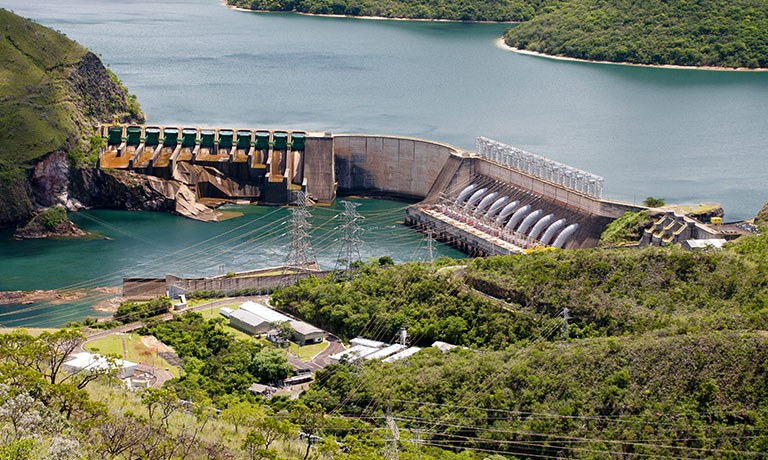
[0,199,463,327]
[2,0,768,325]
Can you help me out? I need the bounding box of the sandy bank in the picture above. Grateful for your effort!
[496,38,768,72]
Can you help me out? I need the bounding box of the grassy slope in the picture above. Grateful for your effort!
[0,9,142,226]
[756,202,768,225]
[504,0,768,68]
[0,9,88,224]
[0,9,87,165]
[85,333,182,377]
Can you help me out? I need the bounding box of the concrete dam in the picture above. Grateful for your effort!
[98,124,641,255]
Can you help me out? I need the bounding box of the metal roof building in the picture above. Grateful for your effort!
[383,347,422,363]
[328,345,380,364]
[228,301,325,344]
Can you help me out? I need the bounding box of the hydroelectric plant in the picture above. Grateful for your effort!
[99,125,736,257]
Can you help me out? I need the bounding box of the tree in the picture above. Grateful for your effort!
[643,196,666,207]
[241,431,279,460]
[248,351,294,384]
[253,416,294,450]
[0,330,44,368]
[95,414,150,459]
[292,402,325,460]
[273,321,295,346]
[141,387,181,427]
[219,397,264,433]
[36,329,86,385]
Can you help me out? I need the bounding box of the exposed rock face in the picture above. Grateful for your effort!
[68,52,144,124]
[72,169,220,222]
[31,151,71,208]
[13,218,87,239]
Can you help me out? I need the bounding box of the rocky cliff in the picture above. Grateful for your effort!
[72,168,220,222]
[0,9,143,228]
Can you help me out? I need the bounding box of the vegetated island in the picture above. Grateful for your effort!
[228,0,768,69]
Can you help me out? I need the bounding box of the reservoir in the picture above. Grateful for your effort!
[0,200,462,327]
[1,0,768,325]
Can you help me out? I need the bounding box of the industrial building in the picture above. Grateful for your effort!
[328,337,422,364]
[225,301,324,345]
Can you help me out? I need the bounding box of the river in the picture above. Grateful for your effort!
[1,0,767,326]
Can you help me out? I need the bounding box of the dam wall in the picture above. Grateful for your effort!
[100,125,645,256]
[333,135,466,200]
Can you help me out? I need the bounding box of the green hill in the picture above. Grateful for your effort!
[0,9,142,226]
[272,231,768,457]
[503,0,768,68]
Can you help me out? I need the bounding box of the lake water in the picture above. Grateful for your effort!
[2,0,768,325]
[0,199,462,327]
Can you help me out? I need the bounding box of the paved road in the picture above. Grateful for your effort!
[285,334,346,372]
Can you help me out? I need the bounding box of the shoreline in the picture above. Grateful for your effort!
[225,3,519,24]
[224,2,766,72]
[495,38,768,72]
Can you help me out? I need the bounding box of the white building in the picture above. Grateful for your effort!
[364,344,406,360]
[63,352,139,379]
[328,345,380,364]
[229,301,325,344]
[350,337,386,348]
[382,347,422,363]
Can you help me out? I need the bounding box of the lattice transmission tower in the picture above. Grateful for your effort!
[334,200,365,273]
[285,191,317,272]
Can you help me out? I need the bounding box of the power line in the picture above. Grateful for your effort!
[334,200,365,273]
[284,191,317,271]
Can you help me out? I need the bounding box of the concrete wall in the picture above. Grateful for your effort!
[122,278,166,300]
[165,270,332,295]
[304,136,336,203]
[333,135,464,200]
[123,270,332,300]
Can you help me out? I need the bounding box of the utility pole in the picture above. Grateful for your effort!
[424,231,435,263]
[385,404,400,460]
[560,307,570,347]
[334,200,364,274]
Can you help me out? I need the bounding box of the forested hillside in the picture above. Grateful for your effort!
[228,0,549,21]
[503,0,768,68]
[3,231,768,458]
[273,230,768,457]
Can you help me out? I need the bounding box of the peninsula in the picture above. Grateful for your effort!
[227,0,768,69]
